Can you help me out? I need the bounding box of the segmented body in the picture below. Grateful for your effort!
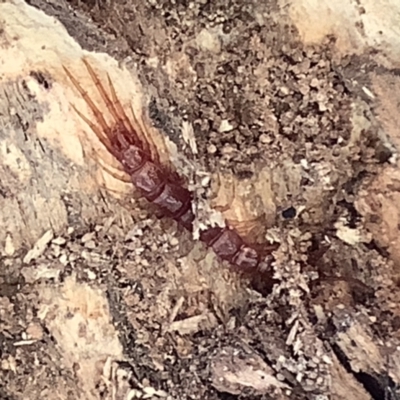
[115,138,195,231]
[64,58,273,274]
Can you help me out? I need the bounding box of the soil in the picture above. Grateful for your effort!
[2,0,400,399]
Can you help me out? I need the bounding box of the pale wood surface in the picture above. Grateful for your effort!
[1,1,400,400]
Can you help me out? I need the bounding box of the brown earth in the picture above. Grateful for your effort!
[1,0,400,399]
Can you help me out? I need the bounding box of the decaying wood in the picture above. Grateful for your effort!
[2,1,400,400]
[0,1,136,252]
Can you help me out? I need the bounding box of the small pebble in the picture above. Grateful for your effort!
[84,240,96,249]
[59,254,68,266]
[169,237,179,247]
[259,133,271,144]
[219,119,234,132]
[201,176,211,187]
[310,78,319,88]
[52,237,66,246]
[86,269,97,280]
[207,144,217,154]
[279,86,289,95]
[26,322,44,341]
[81,232,96,243]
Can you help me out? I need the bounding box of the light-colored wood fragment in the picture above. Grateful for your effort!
[0,0,164,252]
[286,0,400,66]
[38,275,125,400]
[210,345,290,397]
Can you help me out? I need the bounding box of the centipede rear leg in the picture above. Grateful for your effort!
[95,156,132,183]
[63,65,116,157]
[127,102,159,164]
[99,70,180,186]
[82,58,157,160]
[80,59,185,186]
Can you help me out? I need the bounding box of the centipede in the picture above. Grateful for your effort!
[63,58,277,278]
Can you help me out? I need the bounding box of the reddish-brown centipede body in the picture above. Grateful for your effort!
[63,58,275,274]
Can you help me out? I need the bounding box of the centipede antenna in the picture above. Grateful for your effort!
[63,65,111,136]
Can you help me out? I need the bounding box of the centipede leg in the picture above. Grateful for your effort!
[132,108,162,165]
[106,72,152,155]
[136,110,185,184]
[83,59,147,151]
[91,150,131,183]
[71,104,115,155]
[63,65,115,155]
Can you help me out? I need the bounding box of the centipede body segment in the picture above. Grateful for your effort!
[64,58,275,274]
